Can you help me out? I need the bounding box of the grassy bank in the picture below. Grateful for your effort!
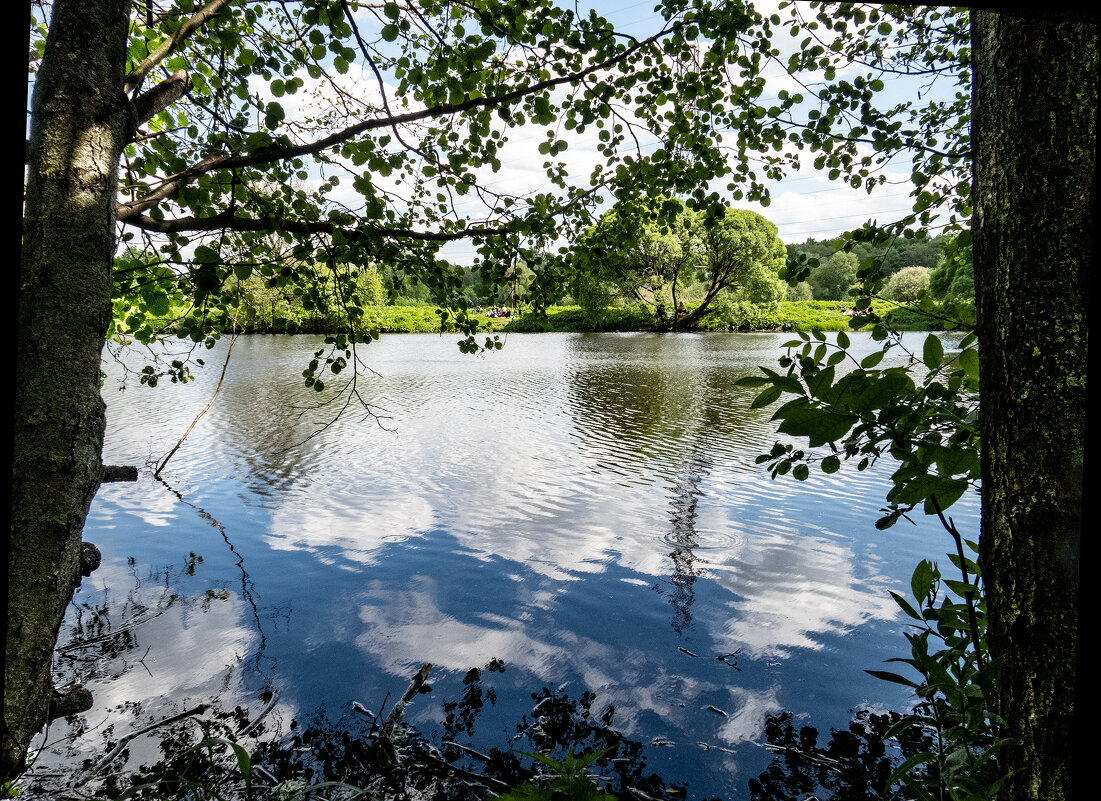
[135,300,938,341]
[504,301,898,333]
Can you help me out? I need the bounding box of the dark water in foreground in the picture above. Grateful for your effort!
[27,332,977,798]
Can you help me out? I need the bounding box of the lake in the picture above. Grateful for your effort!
[26,331,977,799]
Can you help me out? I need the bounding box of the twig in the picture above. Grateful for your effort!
[76,703,209,784]
[762,741,843,774]
[56,607,173,653]
[442,741,492,762]
[382,663,432,738]
[154,333,237,477]
[930,494,985,670]
[238,690,279,737]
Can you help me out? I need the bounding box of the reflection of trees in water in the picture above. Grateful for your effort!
[565,339,748,638]
[749,710,933,801]
[31,643,931,801]
[58,560,190,685]
[157,476,268,654]
[256,663,677,801]
[665,452,709,634]
[25,484,281,799]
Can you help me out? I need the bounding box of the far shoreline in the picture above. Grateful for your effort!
[189,300,942,338]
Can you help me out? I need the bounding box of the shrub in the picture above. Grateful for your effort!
[884,266,931,303]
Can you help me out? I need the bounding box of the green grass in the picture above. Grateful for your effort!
[122,300,945,341]
[503,305,654,332]
[776,300,870,332]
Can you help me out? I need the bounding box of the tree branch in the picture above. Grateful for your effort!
[120,153,227,218]
[117,21,675,222]
[124,208,516,242]
[132,70,193,125]
[124,0,234,95]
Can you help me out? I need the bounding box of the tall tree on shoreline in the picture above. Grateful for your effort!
[971,11,1090,797]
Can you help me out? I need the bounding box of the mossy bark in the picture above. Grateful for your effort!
[5,0,133,779]
[972,10,1094,800]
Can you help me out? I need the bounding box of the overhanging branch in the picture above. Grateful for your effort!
[124,0,234,95]
[132,71,193,125]
[124,209,515,242]
[117,21,676,223]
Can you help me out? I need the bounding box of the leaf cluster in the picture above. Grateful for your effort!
[738,328,980,528]
[869,553,1007,801]
[496,749,615,801]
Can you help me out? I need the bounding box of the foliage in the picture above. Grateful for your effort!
[870,554,1006,800]
[884,267,932,303]
[737,327,1002,795]
[882,305,946,332]
[571,197,700,319]
[572,201,787,330]
[703,293,780,331]
[683,208,787,327]
[739,328,980,525]
[776,300,868,332]
[928,234,975,325]
[496,750,614,801]
[33,0,900,379]
[788,234,950,281]
[504,305,653,333]
[785,282,814,302]
[809,251,860,301]
[572,274,616,331]
[32,0,973,361]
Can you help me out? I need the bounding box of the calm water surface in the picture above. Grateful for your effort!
[31,332,977,798]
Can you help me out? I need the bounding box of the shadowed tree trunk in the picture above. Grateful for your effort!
[972,9,1093,800]
[5,0,134,777]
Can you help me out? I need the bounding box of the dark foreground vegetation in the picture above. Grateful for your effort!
[22,658,951,801]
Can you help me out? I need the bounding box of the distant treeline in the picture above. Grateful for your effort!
[784,232,975,329]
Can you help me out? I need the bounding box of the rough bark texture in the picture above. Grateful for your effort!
[5,0,134,779]
[972,10,1093,800]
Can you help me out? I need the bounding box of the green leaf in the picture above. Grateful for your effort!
[750,385,782,409]
[230,742,252,790]
[889,590,923,621]
[943,578,979,597]
[773,397,856,446]
[860,350,884,369]
[911,560,935,603]
[958,347,979,378]
[865,669,918,688]
[886,751,938,790]
[821,454,841,474]
[923,334,944,370]
[806,365,835,398]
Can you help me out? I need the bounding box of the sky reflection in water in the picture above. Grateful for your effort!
[30,332,978,799]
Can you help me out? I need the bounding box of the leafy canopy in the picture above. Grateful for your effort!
[29,0,972,379]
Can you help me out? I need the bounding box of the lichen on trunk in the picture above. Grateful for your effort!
[972,9,1093,800]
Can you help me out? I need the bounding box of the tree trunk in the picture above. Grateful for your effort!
[972,10,1093,800]
[5,0,133,778]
